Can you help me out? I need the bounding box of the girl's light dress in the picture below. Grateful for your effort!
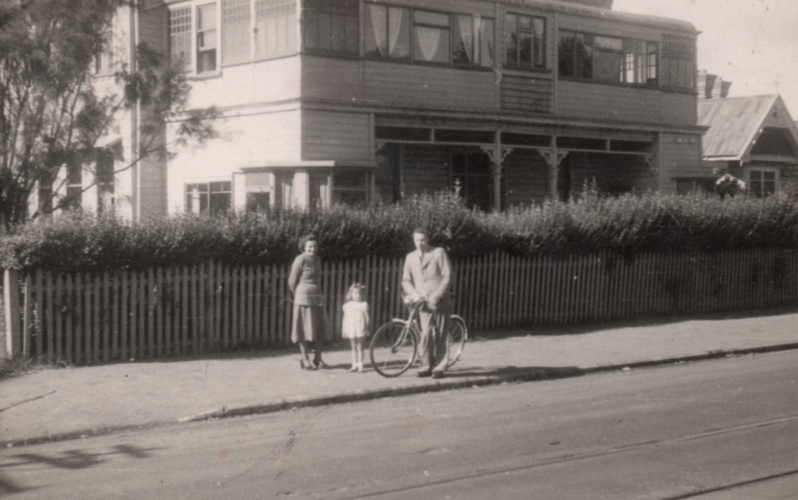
[342,301,369,340]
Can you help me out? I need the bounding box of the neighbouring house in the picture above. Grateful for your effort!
[62,0,708,218]
[697,74,798,197]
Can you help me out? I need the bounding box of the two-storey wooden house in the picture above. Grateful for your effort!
[85,0,706,217]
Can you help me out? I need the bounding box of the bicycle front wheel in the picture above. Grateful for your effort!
[370,320,418,377]
[447,315,468,368]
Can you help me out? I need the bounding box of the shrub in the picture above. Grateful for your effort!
[1,191,797,274]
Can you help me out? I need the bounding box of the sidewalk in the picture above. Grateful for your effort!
[2,308,797,447]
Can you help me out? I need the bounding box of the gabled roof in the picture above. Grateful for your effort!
[698,95,780,160]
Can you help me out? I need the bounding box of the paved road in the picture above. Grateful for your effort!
[1,351,796,499]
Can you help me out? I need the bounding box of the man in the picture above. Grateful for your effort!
[401,227,453,379]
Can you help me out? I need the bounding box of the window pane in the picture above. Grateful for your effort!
[170,7,192,70]
[646,42,658,85]
[304,10,319,49]
[246,192,271,212]
[479,18,493,67]
[505,14,518,66]
[222,0,250,65]
[558,32,574,77]
[595,48,622,83]
[255,0,297,57]
[533,18,545,67]
[452,15,474,64]
[576,34,593,79]
[595,36,623,51]
[389,7,410,58]
[519,32,532,66]
[209,192,231,214]
[197,3,218,73]
[330,13,345,51]
[414,26,449,63]
[365,4,387,56]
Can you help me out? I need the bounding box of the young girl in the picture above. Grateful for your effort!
[342,283,370,372]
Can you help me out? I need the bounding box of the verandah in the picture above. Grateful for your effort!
[4,248,797,365]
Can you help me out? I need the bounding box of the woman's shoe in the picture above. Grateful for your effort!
[349,365,358,372]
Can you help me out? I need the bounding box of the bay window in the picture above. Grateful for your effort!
[303,0,358,54]
[505,13,545,70]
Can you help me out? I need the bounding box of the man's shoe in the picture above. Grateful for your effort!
[432,371,444,379]
[417,370,432,378]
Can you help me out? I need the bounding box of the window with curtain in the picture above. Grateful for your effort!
[222,0,251,65]
[255,0,297,57]
[623,39,646,84]
[197,3,218,73]
[505,13,545,69]
[413,10,450,64]
[558,30,593,79]
[303,0,358,54]
[170,7,192,71]
[364,4,410,59]
[452,15,493,67]
[661,35,696,90]
[594,35,623,83]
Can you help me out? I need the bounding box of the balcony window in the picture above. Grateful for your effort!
[413,10,450,64]
[303,0,358,54]
[505,13,545,70]
[365,4,410,59]
[255,0,298,57]
[222,0,250,66]
[661,35,696,91]
[560,30,659,87]
[594,36,623,83]
[453,15,493,67]
[558,31,593,79]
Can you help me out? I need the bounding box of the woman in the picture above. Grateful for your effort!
[288,234,327,370]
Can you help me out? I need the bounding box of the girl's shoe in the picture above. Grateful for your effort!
[357,363,364,373]
[349,365,358,372]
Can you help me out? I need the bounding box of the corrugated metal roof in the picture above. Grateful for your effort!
[697,95,778,159]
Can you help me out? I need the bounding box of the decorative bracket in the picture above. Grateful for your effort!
[644,153,656,171]
[480,146,514,170]
[534,149,569,169]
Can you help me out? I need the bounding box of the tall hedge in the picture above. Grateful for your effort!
[1,191,797,274]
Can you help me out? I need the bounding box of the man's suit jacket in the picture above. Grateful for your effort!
[401,247,453,311]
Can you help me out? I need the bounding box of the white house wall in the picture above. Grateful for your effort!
[166,108,302,213]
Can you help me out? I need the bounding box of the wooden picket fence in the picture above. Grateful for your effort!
[5,248,798,365]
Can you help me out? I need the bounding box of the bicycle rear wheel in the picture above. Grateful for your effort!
[447,315,468,368]
[370,320,417,377]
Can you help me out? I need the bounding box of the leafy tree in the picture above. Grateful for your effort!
[0,0,219,227]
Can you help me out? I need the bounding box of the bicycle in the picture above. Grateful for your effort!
[369,299,468,378]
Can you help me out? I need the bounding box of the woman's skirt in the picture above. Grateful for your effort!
[291,304,327,343]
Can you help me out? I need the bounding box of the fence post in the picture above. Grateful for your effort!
[3,269,22,359]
